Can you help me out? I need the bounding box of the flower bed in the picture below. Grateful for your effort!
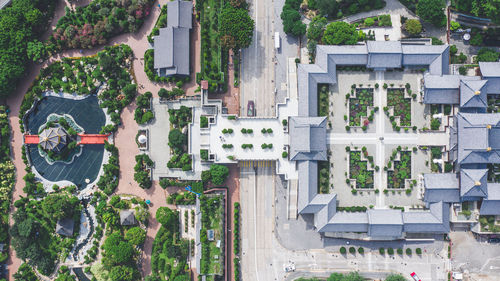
[349,88,374,127]
[349,150,374,189]
[49,0,153,50]
[387,88,411,127]
[355,14,392,28]
[387,150,411,189]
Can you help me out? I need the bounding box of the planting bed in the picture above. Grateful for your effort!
[388,150,411,189]
[318,161,330,194]
[349,88,374,127]
[349,150,374,189]
[318,84,329,117]
[387,88,411,127]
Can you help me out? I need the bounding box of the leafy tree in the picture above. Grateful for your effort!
[307,16,327,41]
[27,40,47,62]
[41,194,80,223]
[220,4,254,49]
[210,164,229,186]
[14,263,39,281]
[103,232,135,267]
[405,19,422,35]
[323,22,358,45]
[450,21,460,31]
[125,226,146,246]
[156,207,177,226]
[416,0,446,27]
[385,274,407,281]
[168,129,186,152]
[281,5,306,36]
[108,265,140,281]
[316,0,339,18]
[327,273,344,281]
[475,48,499,62]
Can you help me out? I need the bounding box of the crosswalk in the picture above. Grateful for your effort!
[238,160,275,168]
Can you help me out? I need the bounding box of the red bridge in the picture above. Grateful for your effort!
[24,133,110,145]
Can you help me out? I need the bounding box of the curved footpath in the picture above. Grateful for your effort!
[6,0,201,279]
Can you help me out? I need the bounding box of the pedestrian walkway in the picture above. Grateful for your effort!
[77,133,111,144]
[24,135,39,144]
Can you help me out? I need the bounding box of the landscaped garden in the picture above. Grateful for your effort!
[20,44,136,134]
[97,142,120,195]
[386,87,411,129]
[0,106,15,268]
[387,148,412,189]
[168,106,193,170]
[134,154,154,189]
[148,4,168,43]
[347,87,374,129]
[196,0,228,93]
[200,193,225,278]
[49,0,154,50]
[348,148,375,189]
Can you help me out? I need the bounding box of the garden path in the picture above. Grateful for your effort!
[5,0,204,278]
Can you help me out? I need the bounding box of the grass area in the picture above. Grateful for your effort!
[318,84,330,117]
[387,150,411,189]
[349,88,374,127]
[387,88,411,127]
[198,0,228,93]
[349,150,374,189]
[318,160,330,194]
[200,194,224,277]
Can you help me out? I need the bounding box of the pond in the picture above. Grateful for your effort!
[25,96,106,188]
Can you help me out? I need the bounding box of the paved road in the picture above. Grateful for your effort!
[451,232,500,279]
[240,0,275,117]
[240,166,449,281]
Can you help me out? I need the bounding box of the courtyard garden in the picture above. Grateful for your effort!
[134,91,155,125]
[134,154,154,189]
[168,106,193,170]
[387,148,412,189]
[347,87,375,129]
[20,44,136,134]
[386,87,412,128]
[318,160,331,194]
[348,148,375,189]
[197,0,228,93]
[318,84,330,117]
[150,207,191,281]
[200,193,225,278]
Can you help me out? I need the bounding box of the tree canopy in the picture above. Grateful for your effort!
[220,4,254,49]
[322,22,359,45]
[307,16,328,42]
[168,129,186,152]
[156,207,178,226]
[416,0,446,26]
[475,47,500,62]
[210,164,229,186]
[385,274,407,281]
[281,0,307,37]
[405,19,422,35]
[125,226,146,246]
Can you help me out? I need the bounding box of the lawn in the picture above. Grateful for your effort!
[387,88,411,127]
[198,0,228,93]
[387,150,411,189]
[200,194,225,277]
[349,150,374,189]
[349,88,374,127]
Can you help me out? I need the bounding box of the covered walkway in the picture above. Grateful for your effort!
[24,135,39,144]
[77,133,110,144]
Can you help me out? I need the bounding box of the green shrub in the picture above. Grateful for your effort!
[387,248,394,255]
[358,247,364,254]
[379,247,385,255]
[397,248,403,255]
[282,151,288,158]
[340,247,346,254]
[416,248,422,255]
[406,248,412,255]
[200,116,208,128]
[349,247,356,254]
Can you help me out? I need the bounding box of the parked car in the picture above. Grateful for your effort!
[247,100,255,117]
[410,272,421,281]
[488,238,500,243]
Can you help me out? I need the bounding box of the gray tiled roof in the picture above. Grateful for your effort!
[479,62,500,77]
[56,218,74,237]
[367,41,402,53]
[423,173,460,203]
[289,116,327,161]
[367,209,403,237]
[167,0,193,29]
[120,210,137,225]
[154,27,190,76]
[403,202,450,233]
[460,80,487,108]
[366,41,402,69]
[460,168,488,198]
[297,160,319,213]
[319,212,369,233]
[480,183,500,215]
[455,112,500,164]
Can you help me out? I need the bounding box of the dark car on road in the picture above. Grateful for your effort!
[247,100,255,117]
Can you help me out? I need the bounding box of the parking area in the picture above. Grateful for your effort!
[451,232,500,279]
